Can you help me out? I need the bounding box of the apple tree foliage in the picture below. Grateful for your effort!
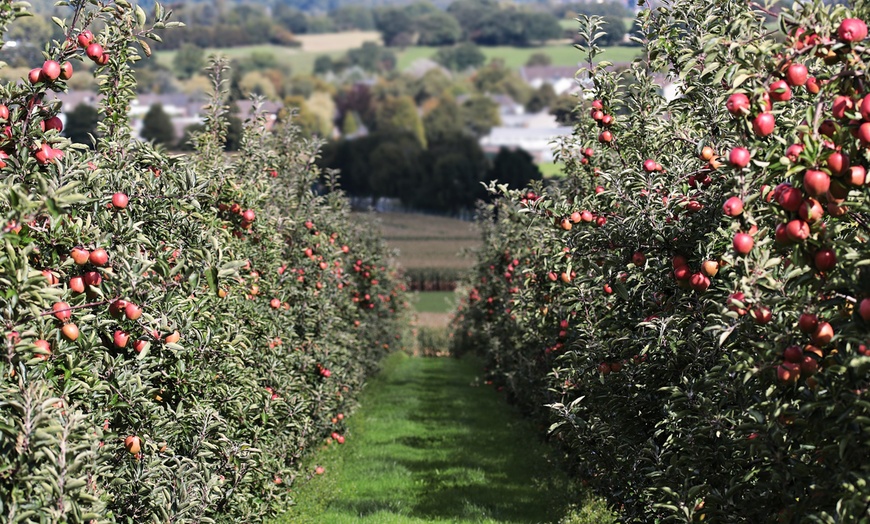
[0,1,406,522]
[453,1,870,522]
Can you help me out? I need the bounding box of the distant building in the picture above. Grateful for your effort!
[519,66,587,94]
[480,125,573,163]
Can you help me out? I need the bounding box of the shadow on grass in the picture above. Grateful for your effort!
[324,356,573,523]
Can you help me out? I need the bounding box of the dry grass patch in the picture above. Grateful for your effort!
[295,31,382,52]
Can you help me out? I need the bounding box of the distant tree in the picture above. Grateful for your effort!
[423,96,464,142]
[434,42,485,71]
[374,7,414,46]
[274,9,305,33]
[446,0,499,40]
[313,55,334,75]
[225,114,243,151]
[172,43,204,79]
[374,95,426,147]
[460,95,500,137]
[550,93,581,125]
[284,96,324,138]
[331,5,375,30]
[415,11,462,46]
[598,15,627,46]
[335,83,374,129]
[521,12,562,43]
[411,68,453,104]
[239,71,278,100]
[64,104,99,147]
[526,52,552,67]
[307,16,335,33]
[525,83,557,113]
[487,147,542,190]
[347,42,396,72]
[473,59,533,104]
[341,111,360,136]
[560,2,632,19]
[177,123,205,151]
[414,136,489,212]
[140,104,175,146]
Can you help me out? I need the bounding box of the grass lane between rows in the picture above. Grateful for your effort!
[273,352,617,524]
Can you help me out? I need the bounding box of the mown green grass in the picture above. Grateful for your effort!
[397,44,640,70]
[537,161,566,179]
[155,41,640,77]
[273,353,617,524]
[412,291,456,314]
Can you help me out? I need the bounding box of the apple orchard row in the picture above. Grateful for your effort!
[453,5,870,523]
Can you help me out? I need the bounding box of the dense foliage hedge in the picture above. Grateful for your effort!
[453,2,870,522]
[0,2,405,522]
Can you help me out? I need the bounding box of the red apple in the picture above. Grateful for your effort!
[727,292,747,315]
[799,313,818,333]
[673,265,691,281]
[859,298,870,321]
[643,159,657,173]
[61,323,79,341]
[800,355,818,376]
[812,322,834,345]
[726,93,750,115]
[785,63,808,86]
[85,43,103,62]
[859,122,870,145]
[776,185,803,212]
[83,271,101,287]
[777,362,800,384]
[631,251,645,266]
[806,77,820,94]
[799,198,824,224]
[846,165,866,186]
[803,169,830,197]
[242,209,256,222]
[28,68,43,84]
[769,80,791,102]
[722,196,744,216]
[59,62,73,81]
[786,143,804,162]
[783,345,803,363]
[69,276,85,294]
[0,105,8,121]
[109,299,127,318]
[834,96,854,119]
[89,248,108,266]
[701,260,719,277]
[752,113,775,136]
[826,152,849,176]
[785,219,810,241]
[838,18,868,42]
[112,192,128,209]
[52,301,71,321]
[124,302,142,321]
[690,273,710,292]
[733,233,754,255]
[41,60,60,82]
[124,435,141,454]
[43,116,63,132]
[729,147,751,168]
[77,30,94,48]
[114,330,129,348]
[598,130,613,143]
[814,248,837,271]
[752,305,772,324]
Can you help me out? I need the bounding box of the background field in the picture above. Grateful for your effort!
[360,212,480,271]
[154,39,640,77]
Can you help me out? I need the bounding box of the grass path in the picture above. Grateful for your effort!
[273,353,614,523]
